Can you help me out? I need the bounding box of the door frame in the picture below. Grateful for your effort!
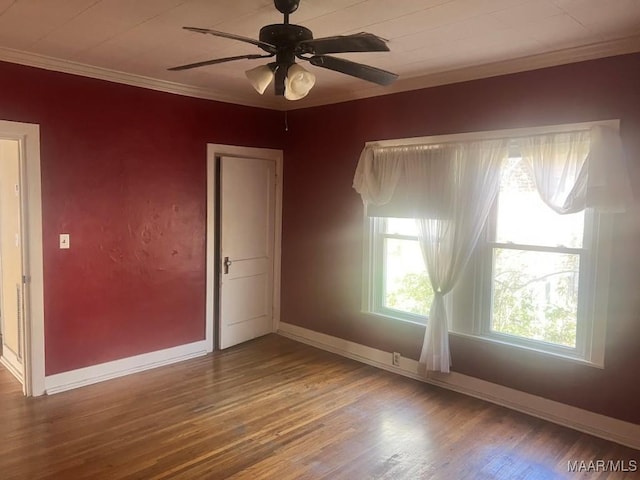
[206,144,283,353]
[0,120,45,396]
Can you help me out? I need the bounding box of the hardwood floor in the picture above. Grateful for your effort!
[1,335,637,479]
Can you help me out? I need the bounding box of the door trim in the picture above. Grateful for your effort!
[206,144,283,353]
[0,120,45,396]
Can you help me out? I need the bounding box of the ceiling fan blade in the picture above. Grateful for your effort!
[298,33,389,55]
[183,27,276,53]
[308,55,398,86]
[168,54,274,71]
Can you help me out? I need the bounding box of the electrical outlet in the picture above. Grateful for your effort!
[392,352,401,366]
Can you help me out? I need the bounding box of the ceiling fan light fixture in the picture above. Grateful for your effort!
[245,64,274,94]
[284,63,315,101]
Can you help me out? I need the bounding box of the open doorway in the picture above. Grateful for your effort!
[0,120,45,396]
[0,138,26,387]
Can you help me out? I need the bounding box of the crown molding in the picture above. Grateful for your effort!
[1,34,639,112]
[289,34,640,110]
[0,46,281,110]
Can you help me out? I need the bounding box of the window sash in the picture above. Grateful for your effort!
[489,246,584,349]
[480,192,595,357]
[369,218,428,324]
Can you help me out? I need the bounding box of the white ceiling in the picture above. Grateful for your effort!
[0,0,639,110]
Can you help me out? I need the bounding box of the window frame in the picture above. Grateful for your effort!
[364,217,429,325]
[475,181,599,360]
[361,120,617,367]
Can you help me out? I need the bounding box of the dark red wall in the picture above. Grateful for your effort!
[0,61,284,375]
[281,53,640,424]
[3,51,639,423]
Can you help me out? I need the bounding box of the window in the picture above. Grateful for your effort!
[361,121,615,366]
[367,217,433,323]
[481,156,592,355]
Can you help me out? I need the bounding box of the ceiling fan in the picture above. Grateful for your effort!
[168,0,398,100]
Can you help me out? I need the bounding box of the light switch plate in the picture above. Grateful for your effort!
[59,233,70,249]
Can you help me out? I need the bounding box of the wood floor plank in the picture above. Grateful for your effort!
[1,335,637,479]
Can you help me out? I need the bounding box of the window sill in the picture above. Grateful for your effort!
[449,331,604,369]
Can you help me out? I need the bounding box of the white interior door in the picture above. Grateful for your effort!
[0,139,25,386]
[219,155,276,349]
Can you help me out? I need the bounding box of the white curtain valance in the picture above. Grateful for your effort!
[353,141,506,219]
[352,145,403,208]
[353,145,415,218]
[355,125,633,217]
[517,125,633,215]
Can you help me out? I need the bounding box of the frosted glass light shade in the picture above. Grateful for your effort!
[245,65,274,94]
[284,63,315,100]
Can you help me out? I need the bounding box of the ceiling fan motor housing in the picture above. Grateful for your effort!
[259,24,312,51]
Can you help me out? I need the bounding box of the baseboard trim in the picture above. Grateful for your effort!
[44,341,208,395]
[277,322,640,451]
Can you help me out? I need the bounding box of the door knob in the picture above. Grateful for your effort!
[223,256,232,274]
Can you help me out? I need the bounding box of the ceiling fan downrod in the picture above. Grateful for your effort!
[274,0,300,24]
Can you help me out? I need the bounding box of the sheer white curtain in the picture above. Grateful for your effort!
[354,145,444,213]
[353,147,403,207]
[354,140,508,373]
[354,124,631,374]
[519,125,633,214]
[415,140,507,373]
